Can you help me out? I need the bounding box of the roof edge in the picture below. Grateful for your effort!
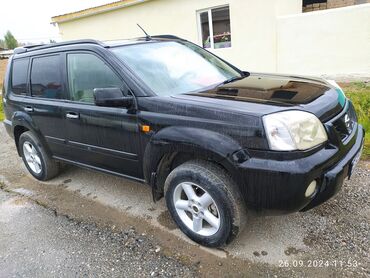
[51,0,151,24]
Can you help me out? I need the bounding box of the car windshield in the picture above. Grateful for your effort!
[111,41,241,96]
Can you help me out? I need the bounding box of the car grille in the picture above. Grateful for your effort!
[332,103,357,142]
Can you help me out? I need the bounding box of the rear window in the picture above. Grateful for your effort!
[12,58,29,95]
[30,55,64,99]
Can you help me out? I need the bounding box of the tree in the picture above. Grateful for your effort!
[0,39,5,49]
[4,31,18,49]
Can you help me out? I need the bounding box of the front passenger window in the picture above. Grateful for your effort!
[67,53,122,103]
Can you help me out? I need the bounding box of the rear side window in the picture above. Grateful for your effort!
[12,58,29,95]
[30,55,64,99]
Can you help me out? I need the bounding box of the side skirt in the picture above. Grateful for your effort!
[53,156,146,184]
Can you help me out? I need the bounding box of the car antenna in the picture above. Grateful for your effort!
[137,24,151,41]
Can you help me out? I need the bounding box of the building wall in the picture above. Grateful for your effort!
[56,0,302,72]
[303,2,329,12]
[303,0,370,12]
[327,0,370,8]
[56,0,369,77]
[277,4,370,76]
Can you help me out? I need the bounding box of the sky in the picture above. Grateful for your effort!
[0,0,114,44]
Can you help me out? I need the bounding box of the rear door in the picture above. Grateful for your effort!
[61,51,142,180]
[13,54,68,158]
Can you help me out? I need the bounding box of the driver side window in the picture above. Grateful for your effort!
[67,53,123,103]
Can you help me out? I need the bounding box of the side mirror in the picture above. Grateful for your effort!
[93,88,133,108]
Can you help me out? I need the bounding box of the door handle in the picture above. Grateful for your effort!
[66,112,79,119]
[24,106,34,112]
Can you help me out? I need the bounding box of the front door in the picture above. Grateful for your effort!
[61,51,142,180]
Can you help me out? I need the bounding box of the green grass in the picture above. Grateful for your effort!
[0,95,3,121]
[340,82,370,159]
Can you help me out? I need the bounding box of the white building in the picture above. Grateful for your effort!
[0,48,13,59]
[52,0,370,78]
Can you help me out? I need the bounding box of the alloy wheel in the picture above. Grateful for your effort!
[173,182,220,236]
[23,141,42,174]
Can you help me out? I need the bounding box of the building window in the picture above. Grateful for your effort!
[198,6,231,49]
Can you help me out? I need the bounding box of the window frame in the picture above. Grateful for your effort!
[197,5,232,50]
[65,50,128,105]
[29,53,66,100]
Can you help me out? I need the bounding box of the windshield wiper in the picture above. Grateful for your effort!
[218,72,248,87]
[222,76,244,85]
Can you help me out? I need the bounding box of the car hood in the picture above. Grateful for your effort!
[174,73,346,122]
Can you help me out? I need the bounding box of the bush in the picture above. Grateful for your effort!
[0,97,3,121]
[341,82,370,159]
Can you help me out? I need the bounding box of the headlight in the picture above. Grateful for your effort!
[263,111,328,151]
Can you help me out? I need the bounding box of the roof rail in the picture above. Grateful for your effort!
[13,39,106,55]
[23,44,45,49]
[150,35,185,40]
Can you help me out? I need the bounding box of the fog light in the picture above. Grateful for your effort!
[305,180,317,198]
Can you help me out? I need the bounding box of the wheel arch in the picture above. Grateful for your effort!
[143,126,249,200]
[11,112,51,157]
[14,125,29,156]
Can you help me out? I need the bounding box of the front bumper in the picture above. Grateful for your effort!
[235,124,365,215]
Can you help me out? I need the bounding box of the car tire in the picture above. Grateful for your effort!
[19,131,60,181]
[164,160,246,247]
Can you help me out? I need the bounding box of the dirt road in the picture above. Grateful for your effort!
[0,190,196,277]
[0,125,369,277]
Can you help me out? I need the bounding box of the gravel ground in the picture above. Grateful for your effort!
[228,163,370,278]
[0,124,369,277]
[299,164,370,277]
[0,190,197,277]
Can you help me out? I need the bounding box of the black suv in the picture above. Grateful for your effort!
[2,37,365,247]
